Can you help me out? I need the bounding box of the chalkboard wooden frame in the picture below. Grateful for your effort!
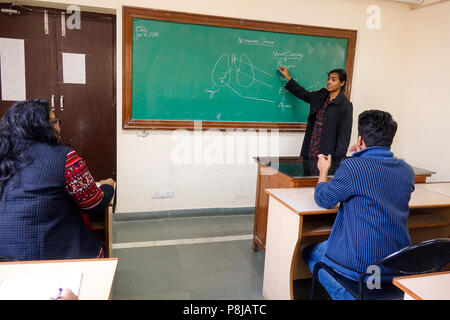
[122,6,357,131]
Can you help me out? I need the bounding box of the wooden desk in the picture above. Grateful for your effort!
[262,183,450,300]
[393,271,450,300]
[0,258,118,300]
[415,181,450,197]
[252,156,435,252]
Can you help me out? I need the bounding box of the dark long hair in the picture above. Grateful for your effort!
[0,99,60,195]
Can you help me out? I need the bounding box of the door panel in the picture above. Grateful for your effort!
[0,6,116,181]
[0,6,57,115]
[55,11,116,180]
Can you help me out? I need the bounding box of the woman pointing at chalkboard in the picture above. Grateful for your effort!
[277,67,353,160]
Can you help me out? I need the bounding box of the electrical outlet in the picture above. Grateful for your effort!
[152,190,174,199]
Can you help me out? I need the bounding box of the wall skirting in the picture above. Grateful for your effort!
[114,207,255,221]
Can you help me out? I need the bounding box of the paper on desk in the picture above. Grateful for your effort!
[0,38,26,101]
[0,272,82,300]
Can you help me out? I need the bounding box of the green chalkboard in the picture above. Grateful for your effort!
[123,8,357,130]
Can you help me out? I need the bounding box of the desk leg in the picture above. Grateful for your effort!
[263,196,300,300]
[252,239,260,252]
[104,204,113,258]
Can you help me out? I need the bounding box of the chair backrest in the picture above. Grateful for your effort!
[378,238,450,275]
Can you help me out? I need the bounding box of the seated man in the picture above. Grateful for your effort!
[303,109,415,300]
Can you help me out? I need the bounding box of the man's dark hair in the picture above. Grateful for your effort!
[358,109,398,147]
[328,69,347,91]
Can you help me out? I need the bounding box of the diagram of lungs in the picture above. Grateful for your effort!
[208,53,274,103]
[211,54,232,87]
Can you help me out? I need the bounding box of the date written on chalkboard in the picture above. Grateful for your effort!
[134,26,159,41]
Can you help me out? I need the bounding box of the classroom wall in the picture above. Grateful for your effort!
[12,0,449,213]
[396,0,450,182]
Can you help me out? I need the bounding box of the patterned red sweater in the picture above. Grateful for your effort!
[64,149,104,210]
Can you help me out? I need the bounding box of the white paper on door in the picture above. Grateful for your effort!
[0,38,26,101]
[62,52,86,84]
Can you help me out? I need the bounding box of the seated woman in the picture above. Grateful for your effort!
[0,99,115,261]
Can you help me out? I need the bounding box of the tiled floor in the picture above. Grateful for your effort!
[110,214,328,300]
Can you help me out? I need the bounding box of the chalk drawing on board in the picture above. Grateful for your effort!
[305,80,322,91]
[205,49,311,112]
[276,79,321,111]
[277,85,292,111]
[272,50,305,111]
[206,53,275,104]
[238,37,275,47]
[272,50,304,64]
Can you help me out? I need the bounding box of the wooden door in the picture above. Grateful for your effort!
[0,5,116,181]
[0,6,57,115]
[54,10,116,180]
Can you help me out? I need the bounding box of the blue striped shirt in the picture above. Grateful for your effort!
[314,146,415,280]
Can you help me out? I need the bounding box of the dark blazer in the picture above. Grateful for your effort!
[285,79,353,158]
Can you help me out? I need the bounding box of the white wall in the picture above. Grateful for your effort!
[15,0,450,213]
[396,0,450,181]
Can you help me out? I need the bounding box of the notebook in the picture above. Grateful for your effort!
[0,272,82,300]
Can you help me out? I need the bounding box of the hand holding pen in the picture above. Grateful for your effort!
[50,288,79,300]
